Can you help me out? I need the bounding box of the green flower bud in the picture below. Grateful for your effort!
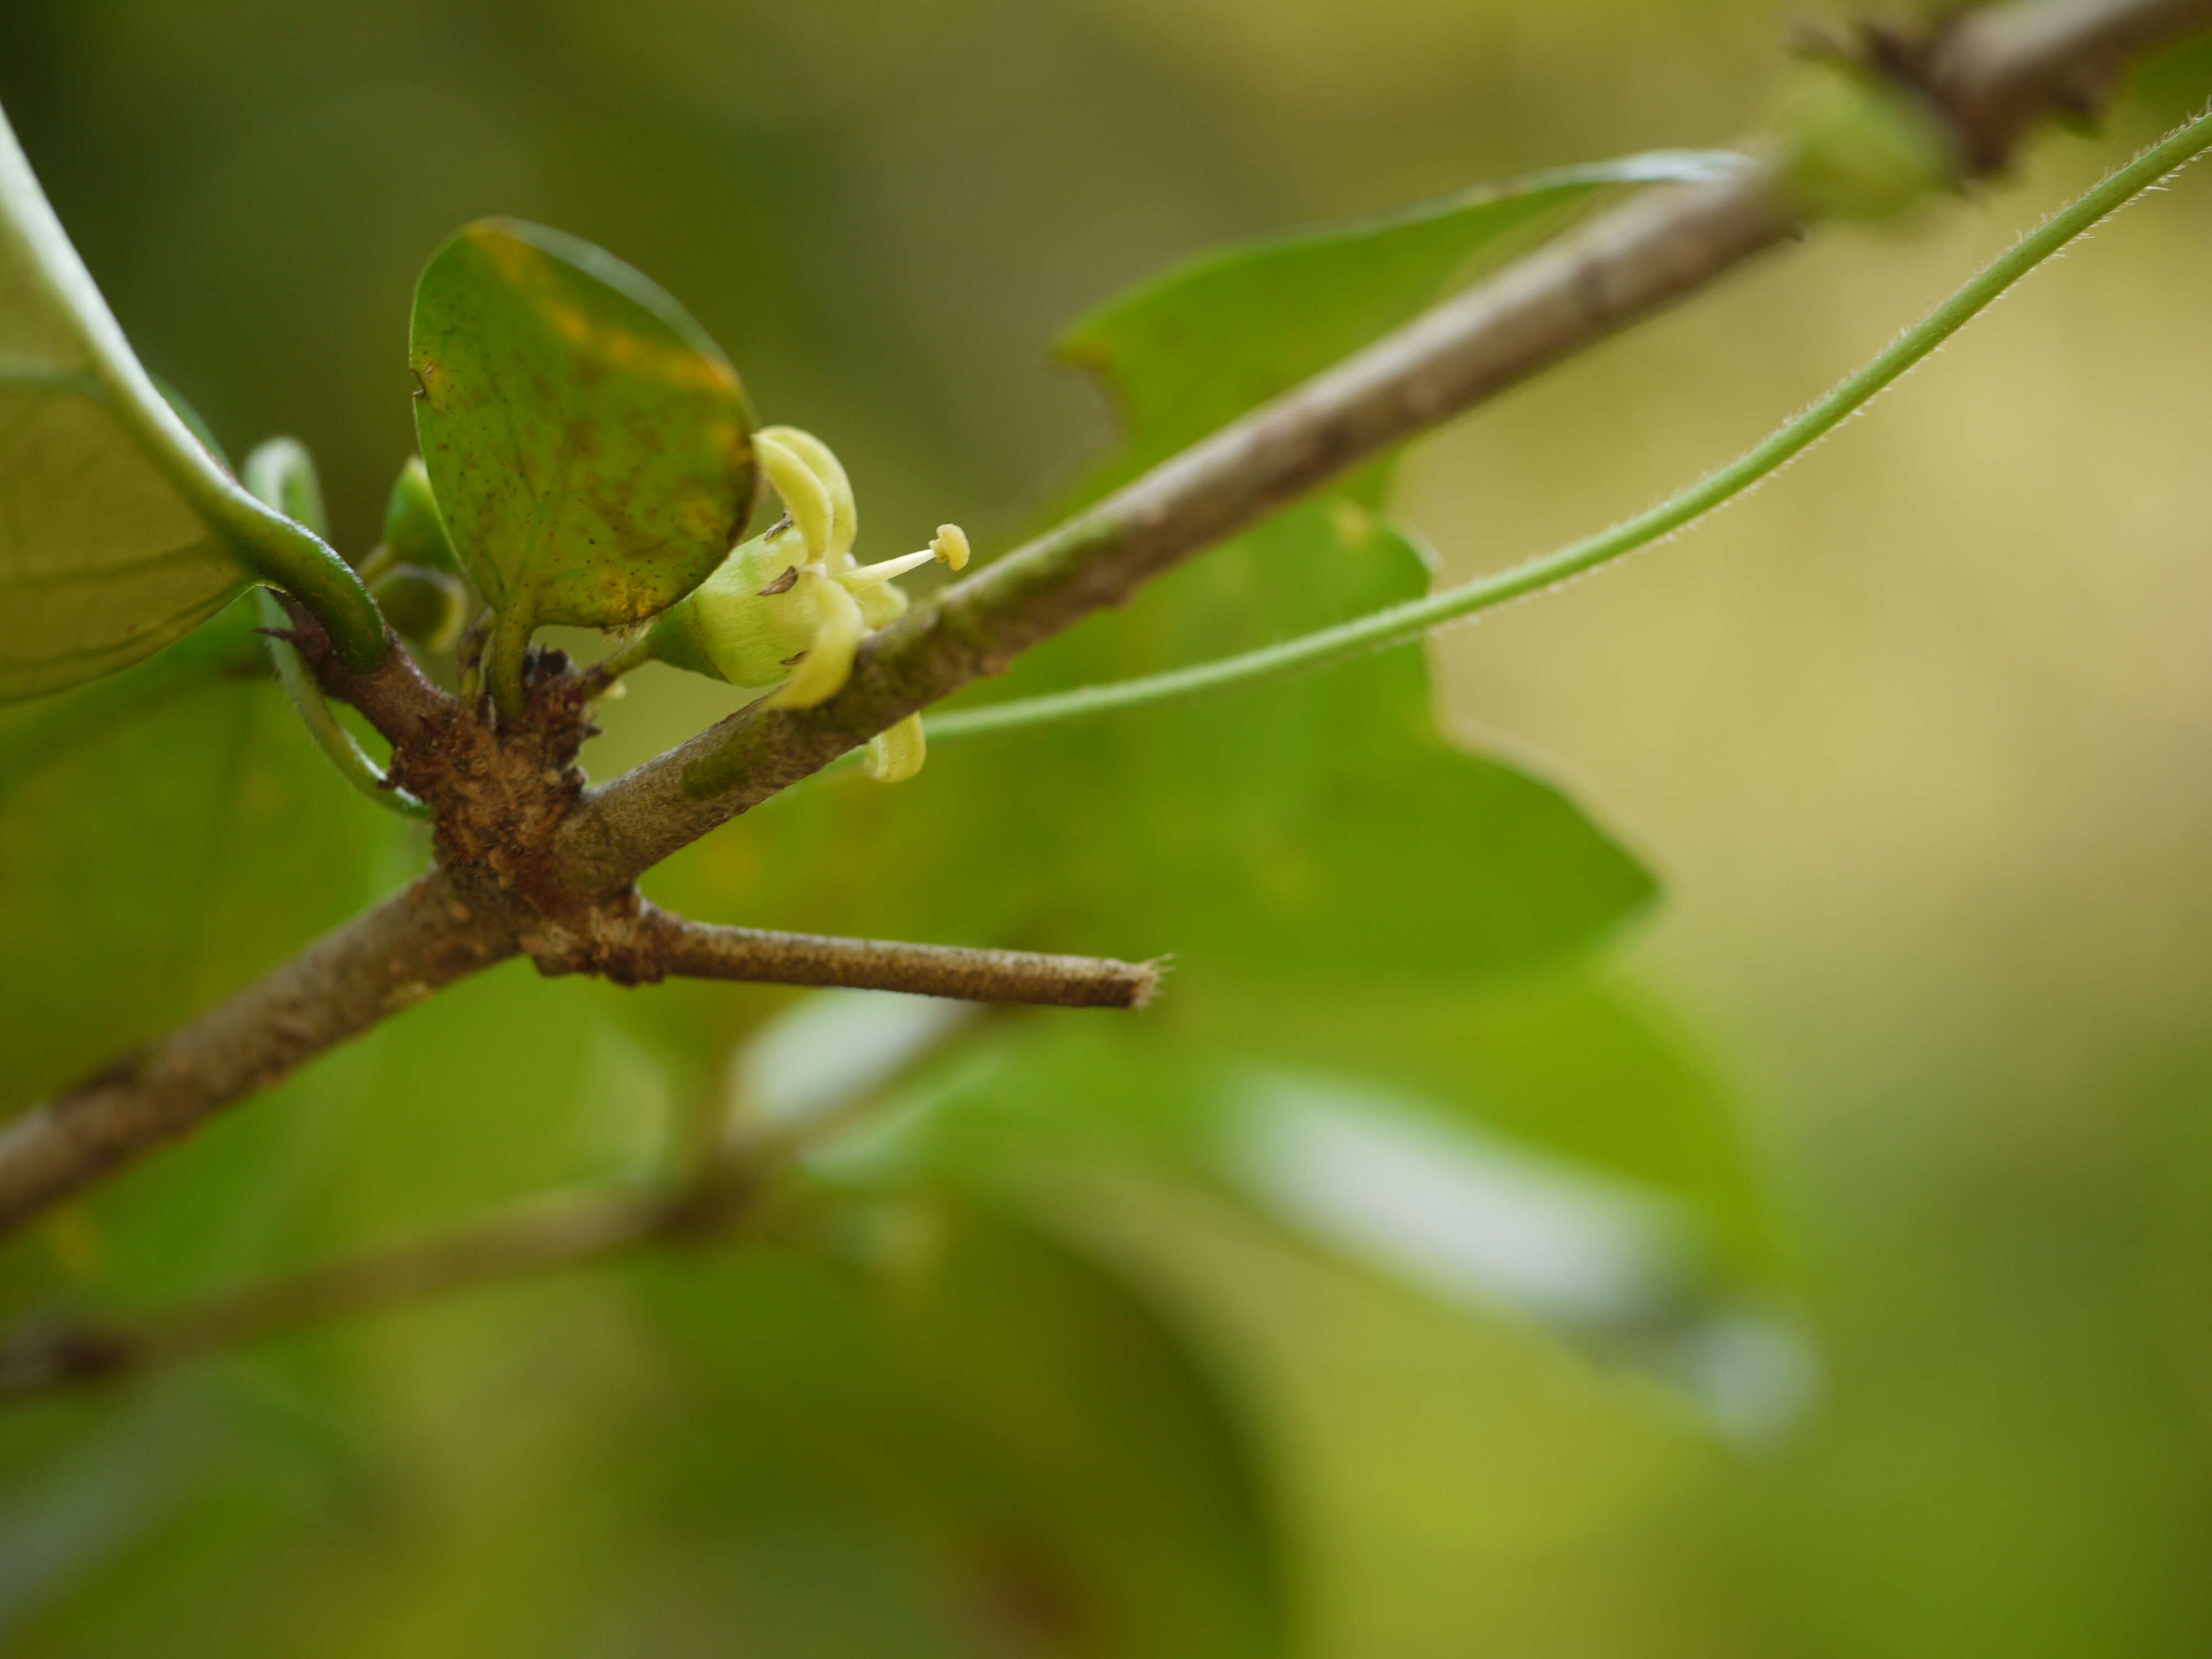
[643,529,825,691]
[381,455,460,575]
[372,562,469,652]
[1775,63,1955,223]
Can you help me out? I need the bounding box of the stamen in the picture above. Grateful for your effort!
[932,525,969,571]
[837,549,937,589]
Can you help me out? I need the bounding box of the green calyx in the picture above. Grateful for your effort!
[632,425,963,711]
[373,564,469,652]
[643,530,859,690]
[379,456,460,575]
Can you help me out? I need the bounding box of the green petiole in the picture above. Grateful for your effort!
[242,440,429,821]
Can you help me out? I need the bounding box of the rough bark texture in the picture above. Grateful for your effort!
[1,0,2204,1240]
[627,903,1162,1008]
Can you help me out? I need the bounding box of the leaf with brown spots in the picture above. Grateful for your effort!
[409,218,758,635]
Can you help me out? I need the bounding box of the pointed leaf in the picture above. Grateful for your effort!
[816,1010,1806,1434]
[0,603,403,1120]
[0,113,246,699]
[0,105,384,698]
[1060,149,1752,493]
[654,498,1652,987]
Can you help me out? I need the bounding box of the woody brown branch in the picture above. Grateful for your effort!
[0,1185,679,1397]
[556,0,2212,888]
[0,0,2202,1241]
[517,894,1160,1005]
[0,994,987,1399]
[623,902,1163,1008]
[278,611,1156,1012]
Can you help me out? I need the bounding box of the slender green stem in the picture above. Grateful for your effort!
[580,629,658,698]
[928,106,2212,748]
[242,441,429,820]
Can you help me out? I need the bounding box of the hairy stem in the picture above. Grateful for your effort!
[927,103,2212,744]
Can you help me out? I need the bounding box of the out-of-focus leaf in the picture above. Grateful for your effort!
[732,989,979,1146]
[1181,972,1782,1274]
[410,219,757,632]
[648,498,1652,992]
[0,615,406,1120]
[636,160,1732,1008]
[1224,1069,1700,1327]
[634,1199,1287,1658]
[1030,1171,1733,1648]
[377,456,458,575]
[9,1212,1285,1658]
[0,602,263,804]
[0,108,248,700]
[1058,148,1752,493]
[0,962,685,1656]
[814,1000,1803,1428]
[3,990,1279,1658]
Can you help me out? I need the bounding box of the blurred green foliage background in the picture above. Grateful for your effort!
[3,0,2212,1653]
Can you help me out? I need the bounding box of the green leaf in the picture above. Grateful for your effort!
[823,1008,1753,1300]
[2,983,1282,1659]
[632,1201,1288,1658]
[409,219,758,635]
[637,158,1776,1005]
[0,104,385,699]
[0,617,406,1120]
[0,123,244,699]
[651,498,1652,987]
[1178,972,1782,1275]
[377,456,460,575]
[0,607,263,802]
[812,1003,1803,1434]
[1058,149,1751,494]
